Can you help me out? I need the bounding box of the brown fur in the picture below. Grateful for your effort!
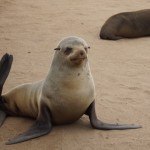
[100,9,150,40]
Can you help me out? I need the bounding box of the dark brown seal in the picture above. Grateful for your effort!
[0,37,141,145]
[100,9,150,40]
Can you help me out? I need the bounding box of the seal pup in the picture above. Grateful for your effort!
[0,36,141,145]
[100,9,150,40]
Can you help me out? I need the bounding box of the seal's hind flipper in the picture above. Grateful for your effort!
[0,53,13,95]
[85,101,142,130]
[6,103,52,145]
[0,53,13,126]
[0,110,6,127]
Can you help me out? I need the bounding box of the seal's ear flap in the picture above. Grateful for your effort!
[54,47,60,51]
[85,46,90,52]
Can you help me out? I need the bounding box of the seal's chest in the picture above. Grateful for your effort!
[50,77,95,124]
[51,94,93,125]
[58,76,94,105]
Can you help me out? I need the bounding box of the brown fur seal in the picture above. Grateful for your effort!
[100,9,150,40]
[0,36,141,145]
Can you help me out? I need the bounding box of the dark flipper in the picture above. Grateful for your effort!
[0,110,6,127]
[100,33,123,40]
[6,103,52,145]
[85,101,142,130]
[0,53,13,126]
[107,35,123,40]
[0,53,13,95]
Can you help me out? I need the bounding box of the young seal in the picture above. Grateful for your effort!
[100,9,150,40]
[0,36,141,145]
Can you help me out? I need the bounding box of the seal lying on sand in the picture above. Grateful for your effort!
[0,36,141,145]
[100,9,150,40]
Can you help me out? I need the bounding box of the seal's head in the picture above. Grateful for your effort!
[54,36,90,67]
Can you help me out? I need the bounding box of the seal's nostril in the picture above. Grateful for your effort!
[80,51,84,56]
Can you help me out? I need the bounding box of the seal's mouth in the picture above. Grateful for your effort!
[70,57,87,65]
[70,57,87,61]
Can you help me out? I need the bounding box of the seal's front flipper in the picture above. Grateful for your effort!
[0,53,13,95]
[0,110,6,127]
[6,103,52,145]
[108,35,123,40]
[100,33,123,40]
[85,101,142,130]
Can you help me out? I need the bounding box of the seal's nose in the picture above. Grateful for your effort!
[78,50,85,57]
[80,51,84,56]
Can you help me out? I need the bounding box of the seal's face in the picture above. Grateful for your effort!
[54,36,90,67]
[62,44,88,66]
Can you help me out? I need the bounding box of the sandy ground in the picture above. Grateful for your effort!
[0,0,150,149]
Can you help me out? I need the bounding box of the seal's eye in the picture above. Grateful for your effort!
[64,47,72,55]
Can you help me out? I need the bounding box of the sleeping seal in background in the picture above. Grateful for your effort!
[100,9,150,40]
[0,36,141,145]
